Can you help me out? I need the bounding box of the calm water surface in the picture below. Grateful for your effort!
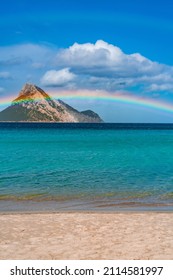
[0,123,173,211]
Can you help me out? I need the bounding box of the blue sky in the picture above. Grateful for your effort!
[1,0,173,122]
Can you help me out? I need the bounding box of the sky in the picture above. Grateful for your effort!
[1,0,173,122]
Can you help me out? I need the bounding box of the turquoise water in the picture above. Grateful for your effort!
[1,123,173,211]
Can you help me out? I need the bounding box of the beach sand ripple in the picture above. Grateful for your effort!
[0,212,173,259]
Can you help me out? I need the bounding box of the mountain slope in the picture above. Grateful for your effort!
[0,84,103,122]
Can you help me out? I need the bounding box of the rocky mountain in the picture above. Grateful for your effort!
[0,84,103,122]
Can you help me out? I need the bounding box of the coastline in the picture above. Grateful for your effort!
[1,198,173,213]
[0,212,173,260]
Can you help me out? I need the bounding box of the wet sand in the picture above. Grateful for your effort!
[0,212,173,259]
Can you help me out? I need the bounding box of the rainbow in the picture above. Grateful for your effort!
[54,91,173,115]
[0,90,173,115]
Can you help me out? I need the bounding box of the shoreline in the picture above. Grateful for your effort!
[1,198,173,213]
[0,212,173,260]
[1,209,173,215]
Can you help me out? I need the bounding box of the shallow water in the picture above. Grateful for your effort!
[0,123,173,211]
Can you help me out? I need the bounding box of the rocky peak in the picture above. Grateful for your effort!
[19,83,38,96]
[13,83,50,103]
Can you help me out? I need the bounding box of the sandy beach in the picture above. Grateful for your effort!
[0,212,173,260]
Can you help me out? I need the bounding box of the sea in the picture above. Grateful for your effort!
[0,122,173,212]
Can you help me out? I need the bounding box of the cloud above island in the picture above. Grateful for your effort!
[1,40,173,97]
[41,68,76,87]
[40,40,173,93]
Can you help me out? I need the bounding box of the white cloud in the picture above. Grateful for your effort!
[0,43,57,94]
[53,40,173,92]
[56,40,124,68]
[1,40,173,95]
[40,68,76,87]
[148,83,173,92]
[56,40,158,74]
